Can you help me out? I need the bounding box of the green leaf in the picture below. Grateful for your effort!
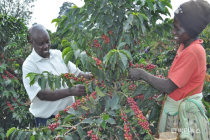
[110,94,120,110]
[105,98,111,110]
[119,52,128,68]
[127,14,134,24]
[95,86,105,97]
[149,105,157,120]
[38,76,47,90]
[64,51,74,65]
[156,94,164,101]
[96,118,103,125]
[117,42,126,50]
[81,105,89,110]
[143,134,151,140]
[135,5,141,11]
[74,49,81,59]
[55,76,61,89]
[105,118,116,124]
[103,114,109,121]
[5,79,12,86]
[65,136,73,140]
[146,0,154,11]
[119,50,132,61]
[77,125,84,138]
[144,87,152,100]
[81,118,94,125]
[123,21,130,31]
[63,114,75,123]
[101,121,106,130]
[51,18,60,23]
[133,84,145,96]
[138,13,148,21]
[108,110,116,116]
[62,47,71,59]
[6,127,16,138]
[105,50,114,64]
[87,6,94,15]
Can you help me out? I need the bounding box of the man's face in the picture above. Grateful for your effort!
[31,29,51,58]
[172,16,190,44]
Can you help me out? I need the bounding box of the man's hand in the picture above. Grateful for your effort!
[128,68,143,81]
[70,84,86,97]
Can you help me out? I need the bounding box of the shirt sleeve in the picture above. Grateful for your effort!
[168,52,198,88]
[22,61,41,102]
[55,49,81,77]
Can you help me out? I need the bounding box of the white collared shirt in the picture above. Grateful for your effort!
[22,49,81,118]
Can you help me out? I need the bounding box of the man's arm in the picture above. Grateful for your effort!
[129,68,178,93]
[37,84,86,101]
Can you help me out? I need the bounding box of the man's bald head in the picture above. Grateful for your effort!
[28,24,51,58]
[28,24,48,43]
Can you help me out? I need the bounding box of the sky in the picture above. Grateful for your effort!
[30,0,210,32]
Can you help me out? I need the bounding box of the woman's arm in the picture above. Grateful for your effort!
[129,68,178,93]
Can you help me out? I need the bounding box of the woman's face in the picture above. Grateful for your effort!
[172,16,191,44]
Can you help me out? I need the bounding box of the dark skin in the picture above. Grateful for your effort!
[128,16,196,94]
[29,24,92,101]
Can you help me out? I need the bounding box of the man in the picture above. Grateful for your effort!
[22,24,91,127]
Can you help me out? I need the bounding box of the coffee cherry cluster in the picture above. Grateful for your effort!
[90,91,97,99]
[92,57,102,66]
[109,30,112,35]
[129,83,137,91]
[5,70,15,79]
[6,101,14,110]
[140,63,144,69]
[93,39,101,50]
[87,130,99,140]
[6,58,15,62]
[2,75,8,80]
[127,97,151,132]
[48,122,59,131]
[100,80,106,88]
[124,123,133,140]
[134,94,144,101]
[63,73,86,82]
[145,64,156,71]
[129,61,134,67]
[121,110,128,122]
[101,34,110,44]
[55,113,61,122]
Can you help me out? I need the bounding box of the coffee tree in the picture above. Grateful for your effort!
[0,14,35,139]
[7,0,174,139]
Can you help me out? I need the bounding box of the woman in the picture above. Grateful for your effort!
[128,0,210,139]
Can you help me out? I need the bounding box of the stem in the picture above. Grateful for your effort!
[118,91,128,98]
[129,123,140,140]
[114,134,119,140]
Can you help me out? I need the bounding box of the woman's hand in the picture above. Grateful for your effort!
[128,68,143,81]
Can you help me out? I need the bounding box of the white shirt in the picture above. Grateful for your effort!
[22,49,81,118]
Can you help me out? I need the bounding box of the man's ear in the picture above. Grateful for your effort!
[27,35,32,44]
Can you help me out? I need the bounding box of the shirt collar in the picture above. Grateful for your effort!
[31,48,55,63]
[177,39,203,55]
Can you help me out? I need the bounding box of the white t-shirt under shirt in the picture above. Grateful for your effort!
[22,49,81,118]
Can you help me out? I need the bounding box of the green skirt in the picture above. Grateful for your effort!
[165,112,210,140]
